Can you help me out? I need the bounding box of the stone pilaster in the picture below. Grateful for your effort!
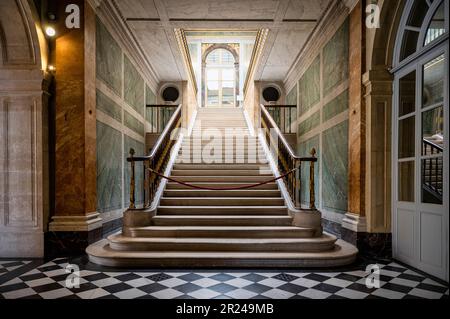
[345,1,367,240]
[48,0,101,251]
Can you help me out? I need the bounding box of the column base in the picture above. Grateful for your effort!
[341,213,391,259]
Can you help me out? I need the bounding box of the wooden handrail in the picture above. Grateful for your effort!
[263,104,297,108]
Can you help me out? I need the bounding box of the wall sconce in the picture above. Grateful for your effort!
[45,26,56,37]
[48,65,56,72]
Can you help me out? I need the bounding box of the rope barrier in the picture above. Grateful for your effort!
[147,167,297,191]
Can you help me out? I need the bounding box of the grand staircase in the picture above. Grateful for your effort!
[87,108,357,267]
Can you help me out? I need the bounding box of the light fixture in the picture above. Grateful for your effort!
[48,65,56,72]
[45,26,56,37]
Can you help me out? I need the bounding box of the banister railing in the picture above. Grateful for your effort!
[127,104,182,209]
[264,105,297,134]
[260,104,317,210]
[422,138,443,200]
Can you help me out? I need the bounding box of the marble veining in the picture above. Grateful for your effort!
[96,121,122,213]
[323,19,349,96]
[96,18,122,96]
[298,56,320,116]
[322,120,348,213]
[323,89,348,122]
[124,110,145,136]
[298,111,320,137]
[96,89,122,122]
[124,55,145,117]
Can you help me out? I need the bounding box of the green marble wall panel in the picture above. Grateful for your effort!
[322,120,348,213]
[96,18,122,95]
[124,111,144,136]
[96,90,122,122]
[124,55,145,117]
[286,84,297,106]
[298,56,320,116]
[96,121,122,213]
[124,135,145,207]
[298,135,320,207]
[323,90,349,122]
[298,111,320,137]
[323,19,349,96]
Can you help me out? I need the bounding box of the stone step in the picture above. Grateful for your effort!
[127,226,315,238]
[87,239,358,268]
[157,205,287,215]
[170,169,272,176]
[173,164,269,170]
[107,233,337,252]
[159,197,285,206]
[168,176,275,182]
[152,215,292,227]
[165,182,279,190]
[163,189,281,197]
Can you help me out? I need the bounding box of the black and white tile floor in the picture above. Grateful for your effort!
[0,260,32,276]
[0,257,448,299]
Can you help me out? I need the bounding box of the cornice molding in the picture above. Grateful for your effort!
[89,0,160,91]
[283,0,349,92]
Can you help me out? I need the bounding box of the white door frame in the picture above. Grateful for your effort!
[392,43,449,281]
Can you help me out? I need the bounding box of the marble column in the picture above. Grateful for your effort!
[342,1,367,242]
[48,0,101,250]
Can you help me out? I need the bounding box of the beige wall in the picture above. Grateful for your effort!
[0,0,48,257]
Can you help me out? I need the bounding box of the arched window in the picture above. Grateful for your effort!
[395,0,448,65]
[391,0,448,280]
[205,48,237,107]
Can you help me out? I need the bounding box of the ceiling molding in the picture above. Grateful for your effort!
[174,29,198,94]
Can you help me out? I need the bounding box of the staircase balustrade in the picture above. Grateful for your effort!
[260,104,317,210]
[264,105,297,134]
[128,104,182,209]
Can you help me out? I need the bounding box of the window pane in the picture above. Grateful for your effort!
[207,69,219,81]
[222,69,234,81]
[422,105,444,155]
[399,70,416,116]
[423,55,445,108]
[206,50,220,64]
[421,157,443,204]
[425,2,446,46]
[401,30,420,60]
[399,116,416,158]
[222,50,234,64]
[407,0,429,28]
[399,161,415,202]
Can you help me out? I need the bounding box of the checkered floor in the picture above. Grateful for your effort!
[0,261,32,276]
[0,257,448,299]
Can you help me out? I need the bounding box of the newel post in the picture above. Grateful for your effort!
[129,148,136,209]
[309,148,317,210]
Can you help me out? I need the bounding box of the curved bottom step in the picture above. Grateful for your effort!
[86,238,358,268]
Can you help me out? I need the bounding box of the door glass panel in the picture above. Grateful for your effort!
[399,116,416,158]
[425,2,446,46]
[207,69,219,81]
[207,81,219,106]
[421,157,443,204]
[422,105,444,155]
[399,161,415,202]
[423,55,445,108]
[399,71,416,116]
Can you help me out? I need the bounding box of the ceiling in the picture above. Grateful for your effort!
[111,0,333,82]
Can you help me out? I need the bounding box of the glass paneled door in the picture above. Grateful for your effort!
[205,49,236,107]
[393,49,448,281]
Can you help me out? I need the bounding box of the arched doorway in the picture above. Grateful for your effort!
[202,45,239,108]
[392,0,448,280]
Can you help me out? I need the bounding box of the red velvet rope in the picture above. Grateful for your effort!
[148,167,297,191]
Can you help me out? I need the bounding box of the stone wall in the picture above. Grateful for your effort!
[287,11,350,234]
[95,18,157,225]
